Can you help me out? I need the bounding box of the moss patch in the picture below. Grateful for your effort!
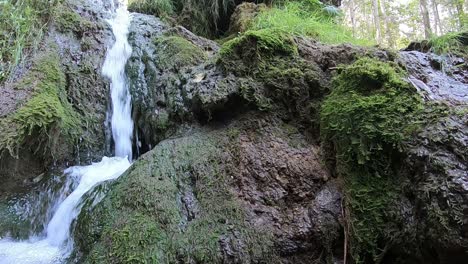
[154,35,207,70]
[75,131,273,263]
[320,57,424,262]
[0,47,81,159]
[219,28,297,66]
[53,4,94,36]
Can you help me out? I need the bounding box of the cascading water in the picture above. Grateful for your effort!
[102,0,134,160]
[0,1,133,263]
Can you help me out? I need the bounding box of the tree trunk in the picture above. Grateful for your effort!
[379,0,393,47]
[372,0,382,43]
[349,0,357,37]
[455,0,466,29]
[419,0,432,39]
[431,0,442,35]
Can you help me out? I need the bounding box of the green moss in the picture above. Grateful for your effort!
[75,132,273,263]
[217,28,326,134]
[128,0,174,17]
[320,57,424,262]
[219,29,297,63]
[53,5,94,35]
[321,57,423,166]
[153,35,207,70]
[0,47,81,159]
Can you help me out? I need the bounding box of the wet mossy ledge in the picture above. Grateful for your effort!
[74,131,274,263]
[0,46,81,161]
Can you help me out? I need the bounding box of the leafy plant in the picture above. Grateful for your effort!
[250,1,374,46]
[0,0,59,83]
[428,31,467,56]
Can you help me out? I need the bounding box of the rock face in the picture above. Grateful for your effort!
[75,18,468,263]
[74,114,343,263]
[73,12,371,263]
[0,0,115,197]
[396,50,468,263]
[1,0,467,263]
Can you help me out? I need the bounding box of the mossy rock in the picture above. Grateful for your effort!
[320,57,426,262]
[53,4,94,36]
[321,57,423,166]
[154,35,207,70]
[0,46,81,160]
[218,28,298,71]
[216,28,326,135]
[74,130,273,263]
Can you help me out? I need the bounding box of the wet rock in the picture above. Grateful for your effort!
[400,51,467,105]
[73,115,342,263]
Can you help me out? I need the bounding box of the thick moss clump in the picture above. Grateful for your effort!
[154,35,207,70]
[0,48,81,159]
[74,132,273,263]
[219,29,297,69]
[320,57,424,262]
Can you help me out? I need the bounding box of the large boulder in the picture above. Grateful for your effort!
[73,115,342,263]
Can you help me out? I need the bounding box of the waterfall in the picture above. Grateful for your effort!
[102,0,134,160]
[0,1,133,263]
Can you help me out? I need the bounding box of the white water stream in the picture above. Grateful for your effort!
[0,1,133,263]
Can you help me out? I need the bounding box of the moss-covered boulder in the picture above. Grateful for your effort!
[320,56,468,263]
[73,114,343,263]
[0,47,82,196]
[74,123,274,263]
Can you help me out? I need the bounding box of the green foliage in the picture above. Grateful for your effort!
[250,1,374,46]
[175,0,235,37]
[128,0,174,17]
[153,35,207,70]
[320,57,424,262]
[75,133,274,263]
[128,0,234,37]
[0,0,60,82]
[428,31,467,56]
[0,48,81,159]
